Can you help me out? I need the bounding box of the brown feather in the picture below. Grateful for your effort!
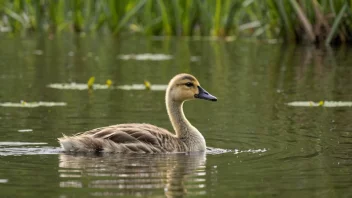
[58,123,185,153]
[105,132,138,143]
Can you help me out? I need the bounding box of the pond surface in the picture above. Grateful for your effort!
[0,35,352,197]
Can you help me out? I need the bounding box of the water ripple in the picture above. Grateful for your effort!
[0,142,62,156]
[58,152,207,197]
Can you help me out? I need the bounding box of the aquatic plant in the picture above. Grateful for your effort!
[144,80,151,90]
[87,76,95,89]
[286,101,352,107]
[0,101,67,108]
[0,0,351,44]
[106,79,113,88]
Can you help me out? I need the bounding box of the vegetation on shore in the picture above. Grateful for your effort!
[0,0,351,44]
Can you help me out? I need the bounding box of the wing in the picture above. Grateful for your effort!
[59,124,186,153]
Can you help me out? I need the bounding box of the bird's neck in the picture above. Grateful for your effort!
[165,89,206,151]
[166,100,194,138]
[165,91,205,141]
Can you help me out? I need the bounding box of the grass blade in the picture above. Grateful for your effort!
[213,0,222,36]
[157,0,172,35]
[113,0,147,34]
[289,0,315,42]
[325,2,348,45]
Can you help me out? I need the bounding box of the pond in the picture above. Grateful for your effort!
[0,35,351,197]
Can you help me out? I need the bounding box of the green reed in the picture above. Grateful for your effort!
[0,0,351,44]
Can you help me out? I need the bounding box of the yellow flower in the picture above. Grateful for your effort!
[87,76,95,89]
[106,79,113,88]
[144,80,151,90]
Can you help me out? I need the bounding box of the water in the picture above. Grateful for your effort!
[0,35,352,197]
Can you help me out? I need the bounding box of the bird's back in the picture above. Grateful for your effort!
[58,123,187,153]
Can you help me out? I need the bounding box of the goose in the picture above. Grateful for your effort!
[58,73,217,153]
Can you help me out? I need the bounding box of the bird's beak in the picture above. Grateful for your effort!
[195,86,217,101]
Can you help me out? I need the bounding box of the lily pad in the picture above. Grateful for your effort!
[286,101,352,107]
[47,83,109,90]
[117,84,168,91]
[117,53,173,61]
[47,83,168,91]
[18,129,33,132]
[0,101,67,108]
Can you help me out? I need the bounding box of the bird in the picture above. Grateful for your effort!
[58,73,217,153]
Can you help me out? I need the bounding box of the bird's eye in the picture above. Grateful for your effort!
[185,82,194,87]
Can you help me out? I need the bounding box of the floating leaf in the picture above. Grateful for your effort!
[117,84,167,91]
[0,101,67,108]
[117,53,173,61]
[287,101,352,107]
[48,83,168,91]
[47,83,109,90]
[18,129,33,132]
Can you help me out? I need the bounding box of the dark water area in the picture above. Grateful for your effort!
[0,34,352,197]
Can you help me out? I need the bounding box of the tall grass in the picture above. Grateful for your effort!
[0,0,351,44]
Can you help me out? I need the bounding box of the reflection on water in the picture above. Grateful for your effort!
[59,152,206,197]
